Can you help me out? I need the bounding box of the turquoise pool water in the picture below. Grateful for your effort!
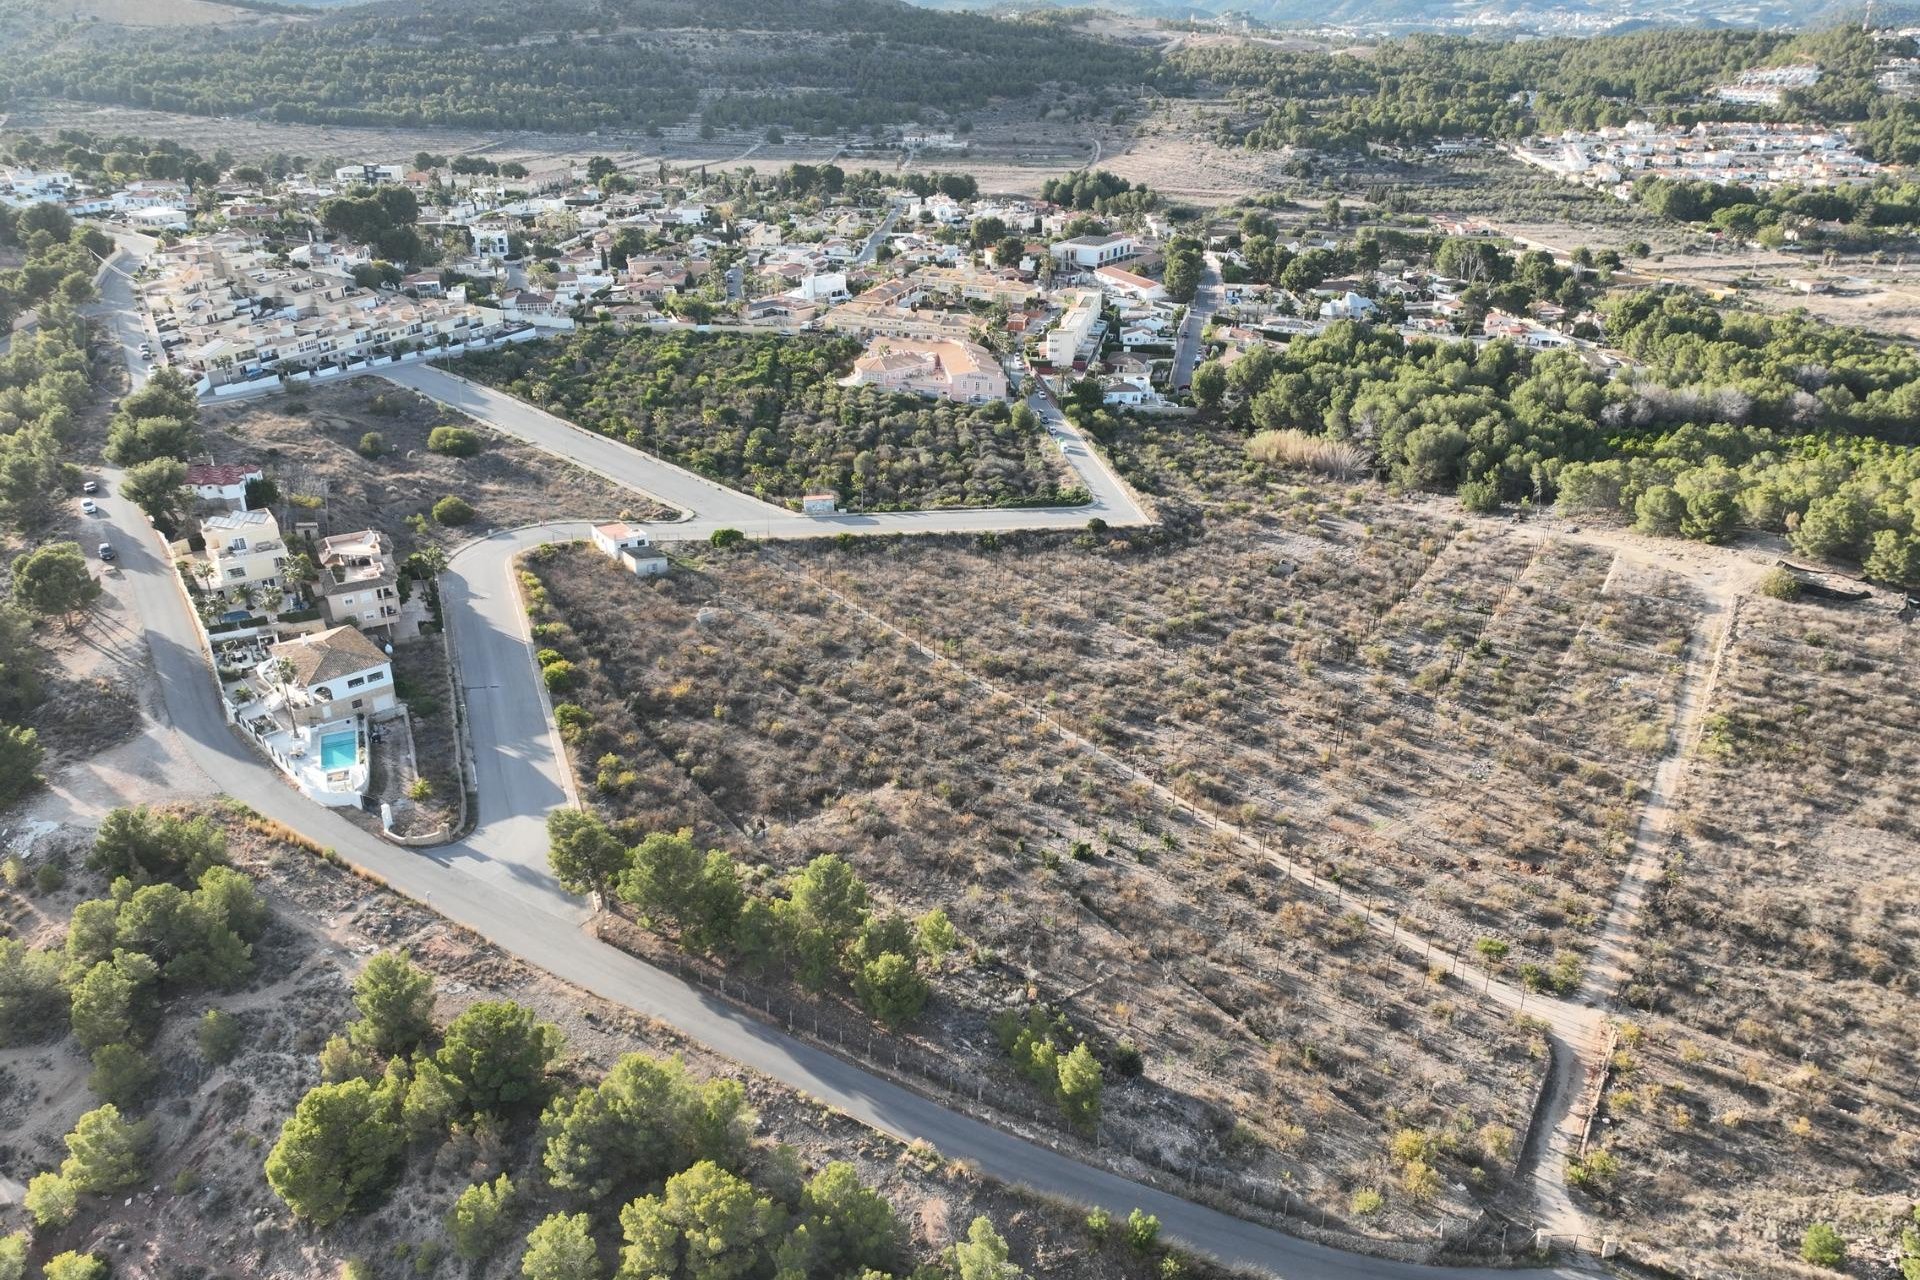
[319,731,357,770]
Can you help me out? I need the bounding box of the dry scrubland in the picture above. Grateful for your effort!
[530,538,1546,1249]
[518,417,1738,1249]
[1596,597,1920,1277]
[523,412,1920,1267]
[0,807,1170,1279]
[201,380,672,557]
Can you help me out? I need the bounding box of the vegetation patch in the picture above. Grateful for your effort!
[461,329,1081,512]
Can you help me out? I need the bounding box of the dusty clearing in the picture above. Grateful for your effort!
[201,379,675,558]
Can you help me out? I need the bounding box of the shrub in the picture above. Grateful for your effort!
[1758,567,1801,600]
[358,432,386,459]
[852,951,929,1029]
[197,1008,241,1063]
[348,950,437,1058]
[25,1172,76,1227]
[433,496,475,526]
[87,1042,156,1106]
[1349,1187,1384,1215]
[265,1078,406,1224]
[1800,1223,1846,1269]
[1085,1207,1111,1243]
[433,1001,563,1115]
[541,659,578,693]
[448,1173,517,1261]
[407,777,433,801]
[427,426,482,457]
[709,527,746,549]
[0,1231,26,1280]
[41,1253,106,1280]
[1125,1209,1159,1254]
[553,703,593,740]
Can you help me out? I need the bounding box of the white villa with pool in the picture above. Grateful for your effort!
[224,625,396,805]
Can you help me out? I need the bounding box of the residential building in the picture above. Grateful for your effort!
[1319,291,1379,321]
[910,265,1041,308]
[262,625,396,726]
[315,530,401,628]
[334,163,406,186]
[1050,234,1140,270]
[199,509,286,600]
[470,224,515,259]
[1094,264,1165,303]
[186,462,264,510]
[1043,290,1103,367]
[825,280,977,342]
[841,337,1007,402]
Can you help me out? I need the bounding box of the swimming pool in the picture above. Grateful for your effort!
[319,730,358,770]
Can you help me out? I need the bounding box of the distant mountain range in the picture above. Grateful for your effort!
[902,0,1890,33]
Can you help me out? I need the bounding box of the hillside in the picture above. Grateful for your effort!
[0,0,1159,134]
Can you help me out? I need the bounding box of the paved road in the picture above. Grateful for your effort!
[1171,250,1223,391]
[91,246,1589,1279]
[855,204,902,265]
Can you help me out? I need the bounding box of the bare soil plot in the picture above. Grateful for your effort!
[0,804,1185,1280]
[200,379,674,558]
[525,531,1549,1249]
[1590,595,1920,1279]
[376,634,461,838]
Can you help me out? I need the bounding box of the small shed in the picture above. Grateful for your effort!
[802,492,839,516]
[592,522,668,577]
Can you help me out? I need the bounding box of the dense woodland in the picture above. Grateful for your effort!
[1183,291,1920,584]
[7,0,1906,152]
[0,0,1155,136]
[1176,27,1920,160]
[459,330,1082,511]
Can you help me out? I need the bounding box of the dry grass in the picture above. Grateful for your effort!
[1247,428,1369,478]
[200,379,671,557]
[1589,597,1920,1279]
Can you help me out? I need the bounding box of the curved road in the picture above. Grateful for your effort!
[90,251,1589,1280]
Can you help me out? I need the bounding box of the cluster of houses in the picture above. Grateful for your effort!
[1,166,196,230]
[1512,120,1881,197]
[1712,64,1821,108]
[21,146,1201,408]
[175,464,410,806]
[138,233,534,395]
[1208,258,1596,361]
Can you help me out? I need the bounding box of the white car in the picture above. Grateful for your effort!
[81,498,99,515]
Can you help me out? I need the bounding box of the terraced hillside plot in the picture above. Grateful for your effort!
[458,330,1082,512]
[525,538,1549,1249]
[1598,597,1920,1278]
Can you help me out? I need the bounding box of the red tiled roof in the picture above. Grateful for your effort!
[185,463,260,488]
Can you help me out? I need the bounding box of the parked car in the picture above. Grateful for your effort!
[80,498,98,515]
[81,480,99,494]
[97,542,116,562]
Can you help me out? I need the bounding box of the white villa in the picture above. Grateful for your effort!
[228,625,397,806]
